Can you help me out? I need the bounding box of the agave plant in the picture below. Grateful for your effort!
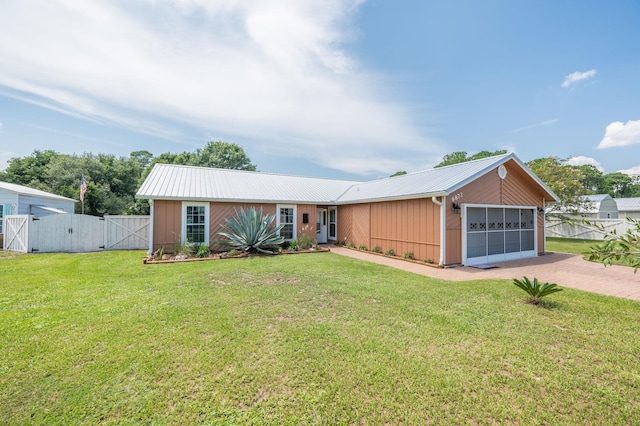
[215,207,286,254]
[513,276,563,305]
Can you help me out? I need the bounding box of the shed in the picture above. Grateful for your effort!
[0,181,76,241]
[615,197,640,219]
[136,153,559,266]
[581,194,619,219]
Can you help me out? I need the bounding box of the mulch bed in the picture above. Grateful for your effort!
[143,247,331,264]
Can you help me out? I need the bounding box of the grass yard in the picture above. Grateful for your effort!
[546,237,600,256]
[1,251,640,425]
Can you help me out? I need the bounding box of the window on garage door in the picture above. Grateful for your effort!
[465,206,536,265]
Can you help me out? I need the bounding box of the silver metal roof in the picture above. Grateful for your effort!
[136,164,362,204]
[136,154,560,204]
[338,153,559,203]
[0,181,76,202]
[614,197,640,212]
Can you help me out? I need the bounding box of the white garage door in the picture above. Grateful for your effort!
[463,205,536,266]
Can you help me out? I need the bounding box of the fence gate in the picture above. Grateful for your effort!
[4,215,29,252]
[3,214,149,253]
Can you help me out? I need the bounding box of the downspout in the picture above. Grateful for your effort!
[431,196,445,266]
[148,199,154,255]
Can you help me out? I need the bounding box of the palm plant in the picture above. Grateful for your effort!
[216,207,285,254]
[512,276,563,305]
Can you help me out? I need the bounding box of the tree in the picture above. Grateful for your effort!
[195,141,257,170]
[602,172,633,197]
[434,150,507,168]
[588,218,640,273]
[526,157,586,215]
[390,171,407,177]
[574,164,604,194]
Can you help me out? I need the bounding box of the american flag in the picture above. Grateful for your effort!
[80,175,87,202]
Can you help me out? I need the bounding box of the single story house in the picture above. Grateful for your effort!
[136,153,559,266]
[0,181,76,242]
[614,197,640,219]
[579,194,619,219]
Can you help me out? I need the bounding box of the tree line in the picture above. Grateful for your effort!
[0,141,256,216]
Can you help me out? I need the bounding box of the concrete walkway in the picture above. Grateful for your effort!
[330,246,640,301]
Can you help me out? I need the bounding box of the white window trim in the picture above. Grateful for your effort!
[328,206,337,240]
[277,204,297,240]
[461,203,537,266]
[181,201,210,245]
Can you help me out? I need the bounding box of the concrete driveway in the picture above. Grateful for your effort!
[330,247,640,301]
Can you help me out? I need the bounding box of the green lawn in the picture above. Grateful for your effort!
[546,237,600,256]
[1,251,640,425]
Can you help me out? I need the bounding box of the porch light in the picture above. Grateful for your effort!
[452,202,461,214]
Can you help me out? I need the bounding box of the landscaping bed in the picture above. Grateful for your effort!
[143,246,330,264]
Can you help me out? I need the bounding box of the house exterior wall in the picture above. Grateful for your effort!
[152,200,319,252]
[444,160,548,265]
[369,198,440,261]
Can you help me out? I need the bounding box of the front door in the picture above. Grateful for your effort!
[316,208,328,244]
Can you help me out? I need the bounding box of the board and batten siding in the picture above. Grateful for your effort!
[444,160,549,265]
[152,200,182,252]
[369,199,440,262]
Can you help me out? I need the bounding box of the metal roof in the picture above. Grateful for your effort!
[0,181,76,202]
[615,197,640,212]
[136,154,560,204]
[136,164,362,204]
[338,153,559,203]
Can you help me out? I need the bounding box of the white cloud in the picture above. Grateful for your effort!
[597,120,640,149]
[566,156,604,172]
[0,0,439,176]
[561,69,597,89]
[618,166,640,177]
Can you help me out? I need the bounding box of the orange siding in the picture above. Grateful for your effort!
[444,159,550,264]
[369,198,440,261]
[296,204,317,240]
[153,200,182,252]
[337,205,353,244]
[351,204,371,248]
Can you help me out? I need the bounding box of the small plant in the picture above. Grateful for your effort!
[194,243,210,258]
[299,233,312,249]
[279,240,291,250]
[358,245,368,251]
[372,246,382,253]
[227,249,239,256]
[289,239,299,251]
[347,242,356,248]
[513,276,563,305]
[403,251,415,260]
[385,248,395,256]
[424,258,433,264]
[154,246,164,260]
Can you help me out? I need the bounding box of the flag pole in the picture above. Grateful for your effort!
[80,175,87,215]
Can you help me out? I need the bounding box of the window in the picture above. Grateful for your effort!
[182,202,210,245]
[277,205,296,240]
[328,207,337,239]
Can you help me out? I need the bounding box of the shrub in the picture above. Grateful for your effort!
[194,243,210,258]
[358,245,368,251]
[215,207,285,254]
[299,233,312,249]
[289,239,299,251]
[154,246,164,260]
[513,276,563,305]
[385,249,395,256]
[347,242,356,248]
[403,251,415,260]
[424,258,433,264]
[372,246,382,253]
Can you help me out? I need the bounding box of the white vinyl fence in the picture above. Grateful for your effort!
[546,217,631,241]
[3,214,149,253]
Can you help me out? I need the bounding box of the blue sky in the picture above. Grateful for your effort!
[1,0,639,180]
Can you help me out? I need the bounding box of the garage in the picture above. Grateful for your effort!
[463,205,537,265]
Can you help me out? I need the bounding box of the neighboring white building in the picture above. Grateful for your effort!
[615,197,640,219]
[0,181,76,237]
[580,194,619,219]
